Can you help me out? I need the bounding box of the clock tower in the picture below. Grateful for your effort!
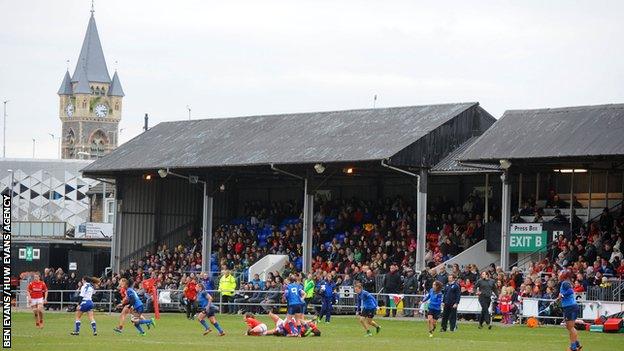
[58,8,123,160]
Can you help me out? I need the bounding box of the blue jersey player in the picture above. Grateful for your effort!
[283,275,305,337]
[125,279,155,336]
[558,271,582,351]
[70,276,100,336]
[354,283,380,337]
[317,277,336,323]
[421,281,443,338]
[196,284,225,336]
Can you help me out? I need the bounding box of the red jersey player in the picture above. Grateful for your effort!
[244,313,268,336]
[27,273,48,328]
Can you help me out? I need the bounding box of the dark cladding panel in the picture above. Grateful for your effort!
[390,105,496,167]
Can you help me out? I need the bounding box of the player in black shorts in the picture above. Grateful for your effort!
[354,283,381,337]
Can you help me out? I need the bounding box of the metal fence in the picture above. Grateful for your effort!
[13,289,116,312]
[12,288,623,323]
[586,279,624,302]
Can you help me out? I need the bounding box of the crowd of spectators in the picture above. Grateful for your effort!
[88,195,487,295]
[20,193,623,322]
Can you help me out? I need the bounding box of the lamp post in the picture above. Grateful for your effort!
[3,100,8,158]
[48,133,61,159]
[32,138,36,158]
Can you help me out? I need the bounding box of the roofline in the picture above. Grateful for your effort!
[502,102,624,115]
[428,169,499,175]
[82,158,405,175]
[82,102,483,175]
[460,154,624,165]
[2,157,92,164]
[156,102,480,124]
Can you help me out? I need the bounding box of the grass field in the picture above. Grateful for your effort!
[10,312,621,351]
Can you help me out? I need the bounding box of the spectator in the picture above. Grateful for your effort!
[218,269,237,314]
[361,269,376,293]
[383,263,402,317]
[435,266,449,285]
[183,277,198,319]
[303,273,315,313]
[400,268,417,317]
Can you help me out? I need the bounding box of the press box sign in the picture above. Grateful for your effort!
[509,223,547,253]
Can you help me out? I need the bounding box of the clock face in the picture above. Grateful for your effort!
[94,104,109,117]
[65,103,74,117]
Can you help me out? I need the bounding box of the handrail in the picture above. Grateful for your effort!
[119,220,195,267]
[587,199,623,224]
[508,239,559,270]
[11,288,623,316]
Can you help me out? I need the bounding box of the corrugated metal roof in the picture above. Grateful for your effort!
[83,102,478,173]
[72,13,111,84]
[460,103,624,163]
[430,136,498,174]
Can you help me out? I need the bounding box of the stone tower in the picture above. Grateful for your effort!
[58,9,123,160]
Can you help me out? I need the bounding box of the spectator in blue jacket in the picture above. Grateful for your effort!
[250,273,265,290]
[441,273,461,331]
[317,277,336,323]
[200,272,214,291]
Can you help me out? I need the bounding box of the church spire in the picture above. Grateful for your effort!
[57,70,73,95]
[109,71,125,97]
[72,9,111,85]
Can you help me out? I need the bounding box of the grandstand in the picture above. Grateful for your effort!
[82,102,497,276]
[10,102,623,327]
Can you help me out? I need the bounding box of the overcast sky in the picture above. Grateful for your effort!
[1,0,623,159]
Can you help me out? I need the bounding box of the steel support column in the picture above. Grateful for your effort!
[500,172,511,270]
[605,171,609,208]
[588,170,592,221]
[416,169,428,271]
[518,173,523,211]
[570,171,575,232]
[111,199,122,274]
[302,178,314,274]
[484,173,489,223]
[201,182,214,275]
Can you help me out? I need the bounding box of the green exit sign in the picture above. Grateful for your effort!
[510,223,547,253]
[19,246,40,261]
[25,246,33,261]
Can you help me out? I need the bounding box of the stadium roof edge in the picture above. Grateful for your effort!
[83,102,493,176]
[459,103,624,164]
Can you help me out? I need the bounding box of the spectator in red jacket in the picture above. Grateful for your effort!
[183,277,198,320]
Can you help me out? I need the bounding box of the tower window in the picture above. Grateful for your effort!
[66,129,76,158]
[82,100,87,109]
[89,130,108,159]
[115,102,119,111]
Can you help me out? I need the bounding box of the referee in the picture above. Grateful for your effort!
[441,273,460,331]
[475,271,496,329]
